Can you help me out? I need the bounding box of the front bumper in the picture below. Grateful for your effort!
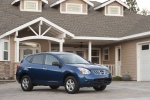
[78,74,112,87]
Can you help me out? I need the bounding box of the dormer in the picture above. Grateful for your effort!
[94,0,129,16]
[50,0,94,15]
[11,0,48,12]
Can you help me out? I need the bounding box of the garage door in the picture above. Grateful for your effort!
[139,43,150,81]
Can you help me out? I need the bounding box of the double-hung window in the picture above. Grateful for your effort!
[66,3,82,14]
[1,40,9,61]
[108,6,120,16]
[103,47,109,61]
[24,1,38,11]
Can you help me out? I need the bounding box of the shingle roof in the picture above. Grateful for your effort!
[0,0,148,38]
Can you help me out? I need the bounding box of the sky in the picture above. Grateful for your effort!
[90,0,150,11]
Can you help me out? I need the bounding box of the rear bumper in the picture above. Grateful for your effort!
[78,74,112,87]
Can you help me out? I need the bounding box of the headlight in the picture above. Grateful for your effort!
[78,68,91,74]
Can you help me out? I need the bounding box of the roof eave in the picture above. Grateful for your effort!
[94,0,129,10]
[11,0,48,5]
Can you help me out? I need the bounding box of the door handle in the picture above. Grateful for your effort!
[43,68,48,70]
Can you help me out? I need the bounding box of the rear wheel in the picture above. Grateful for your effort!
[93,85,107,91]
[21,75,33,91]
[64,76,79,94]
[49,86,59,89]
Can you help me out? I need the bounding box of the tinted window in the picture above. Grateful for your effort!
[142,45,149,50]
[57,54,89,64]
[45,55,59,65]
[32,54,45,64]
[26,56,33,62]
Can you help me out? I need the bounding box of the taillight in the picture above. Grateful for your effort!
[17,64,20,70]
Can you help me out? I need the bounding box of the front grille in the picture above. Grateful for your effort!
[92,70,106,75]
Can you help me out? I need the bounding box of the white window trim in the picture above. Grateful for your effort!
[0,39,10,61]
[65,3,83,14]
[23,1,40,12]
[103,47,109,61]
[106,6,122,16]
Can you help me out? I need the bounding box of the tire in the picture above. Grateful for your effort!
[64,76,79,94]
[49,86,59,89]
[93,85,107,91]
[21,75,33,91]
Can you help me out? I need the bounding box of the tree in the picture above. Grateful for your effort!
[125,0,140,13]
[140,8,150,16]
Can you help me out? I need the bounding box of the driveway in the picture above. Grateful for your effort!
[0,81,150,100]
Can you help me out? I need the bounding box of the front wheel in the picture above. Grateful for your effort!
[21,75,33,91]
[64,76,79,94]
[93,85,107,91]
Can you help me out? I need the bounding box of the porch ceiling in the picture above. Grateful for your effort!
[61,39,117,45]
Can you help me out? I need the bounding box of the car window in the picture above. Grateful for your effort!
[57,54,89,64]
[26,56,33,62]
[45,55,59,65]
[32,54,45,64]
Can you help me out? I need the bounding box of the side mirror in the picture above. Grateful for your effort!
[52,62,61,67]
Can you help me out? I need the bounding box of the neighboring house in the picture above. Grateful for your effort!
[0,0,150,81]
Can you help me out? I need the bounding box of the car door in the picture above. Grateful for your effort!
[43,54,62,85]
[28,54,47,83]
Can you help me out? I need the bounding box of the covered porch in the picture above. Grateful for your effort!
[0,17,119,79]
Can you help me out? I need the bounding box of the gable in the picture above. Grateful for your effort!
[50,0,94,7]
[105,1,124,16]
[94,0,129,10]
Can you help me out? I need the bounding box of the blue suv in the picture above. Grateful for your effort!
[16,52,112,94]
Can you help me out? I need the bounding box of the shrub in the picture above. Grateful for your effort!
[113,76,122,81]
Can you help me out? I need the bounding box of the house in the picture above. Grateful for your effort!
[0,0,150,81]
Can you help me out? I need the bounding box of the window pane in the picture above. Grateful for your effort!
[118,49,121,61]
[25,1,37,10]
[76,51,84,57]
[4,42,8,50]
[26,56,33,62]
[23,49,33,56]
[92,58,99,64]
[92,50,99,56]
[67,4,81,13]
[104,55,108,60]
[104,49,108,54]
[109,7,119,14]
[45,55,58,65]
[4,51,8,60]
[142,45,149,50]
[32,55,44,64]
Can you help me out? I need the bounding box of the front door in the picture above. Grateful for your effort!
[115,46,121,76]
[43,54,62,84]
[19,42,41,60]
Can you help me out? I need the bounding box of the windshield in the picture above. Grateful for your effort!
[56,54,89,64]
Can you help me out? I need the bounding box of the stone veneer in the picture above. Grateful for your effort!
[0,61,18,80]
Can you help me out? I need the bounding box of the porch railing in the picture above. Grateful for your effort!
[99,64,116,76]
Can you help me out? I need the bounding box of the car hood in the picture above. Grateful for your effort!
[67,64,109,70]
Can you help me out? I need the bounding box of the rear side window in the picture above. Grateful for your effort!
[26,56,33,62]
[32,54,45,64]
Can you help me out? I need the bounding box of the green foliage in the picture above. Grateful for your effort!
[141,8,150,16]
[125,0,140,13]
[113,76,122,81]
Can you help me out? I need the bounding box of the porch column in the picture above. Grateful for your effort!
[59,42,63,52]
[88,41,92,62]
[15,40,20,62]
